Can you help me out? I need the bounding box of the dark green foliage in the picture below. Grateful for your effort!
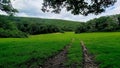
[76,15,120,33]
[0,15,80,37]
[0,15,81,32]
[87,17,118,31]
[17,22,60,35]
[1,14,120,37]
[1,0,116,15]
[0,0,18,15]
[42,0,116,15]
[0,19,17,30]
[117,15,120,27]
[0,28,27,38]
[75,23,87,33]
[0,17,27,38]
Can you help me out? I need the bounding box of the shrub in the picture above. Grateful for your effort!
[75,23,87,33]
[17,22,61,35]
[0,21,28,38]
[0,28,28,38]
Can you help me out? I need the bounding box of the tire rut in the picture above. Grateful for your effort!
[81,41,98,68]
[41,39,74,68]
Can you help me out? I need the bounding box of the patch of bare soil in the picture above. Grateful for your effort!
[81,41,98,68]
[41,40,74,68]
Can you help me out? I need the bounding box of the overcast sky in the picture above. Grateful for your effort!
[0,0,120,22]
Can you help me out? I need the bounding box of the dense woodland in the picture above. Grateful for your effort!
[0,15,81,37]
[0,14,120,38]
[75,14,120,33]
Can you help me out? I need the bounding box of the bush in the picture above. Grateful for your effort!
[75,16,120,33]
[0,20,28,38]
[0,28,28,38]
[75,23,87,33]
[17,22,61,35]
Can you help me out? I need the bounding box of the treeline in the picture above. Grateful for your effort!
[0,15,81,31]
[0,15,80,38]
[17,22,61,35]
[1,14,120,38]
[0,18,27,38]
[0,17,61,38]
[75,15,120,33]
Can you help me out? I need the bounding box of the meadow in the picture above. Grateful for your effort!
[0,32,120,68]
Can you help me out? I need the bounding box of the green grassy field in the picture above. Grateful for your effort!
[74,32,120,68]
[0,33,71,68]
[0,32,120,68]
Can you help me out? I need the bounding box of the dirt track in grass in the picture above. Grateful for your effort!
[41,40,73,68]
[81,41,98,68]
[39,40,98,68]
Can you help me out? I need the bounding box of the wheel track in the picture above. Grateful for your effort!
[81,41,98,68]
[27,39,98,68]
[41,39,74,68]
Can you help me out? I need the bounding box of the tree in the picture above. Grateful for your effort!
[0,0,117,16]
[75,23,87,33]
[42,0,117,15]
[0,0,18,15]
[118,15,120,26]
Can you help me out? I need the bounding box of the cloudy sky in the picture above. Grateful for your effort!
[0,0,120,22]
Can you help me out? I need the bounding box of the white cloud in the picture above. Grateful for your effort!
[0,10,7,15]
[0,0,120,22]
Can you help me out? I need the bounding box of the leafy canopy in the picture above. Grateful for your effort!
[0,0,18,15]
[42,0,117,15]
[0,0,117,16]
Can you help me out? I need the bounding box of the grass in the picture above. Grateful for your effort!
[74,32,120,68]
[0,33,71,68]
[67,39,82,68]
[0,32,120,68]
